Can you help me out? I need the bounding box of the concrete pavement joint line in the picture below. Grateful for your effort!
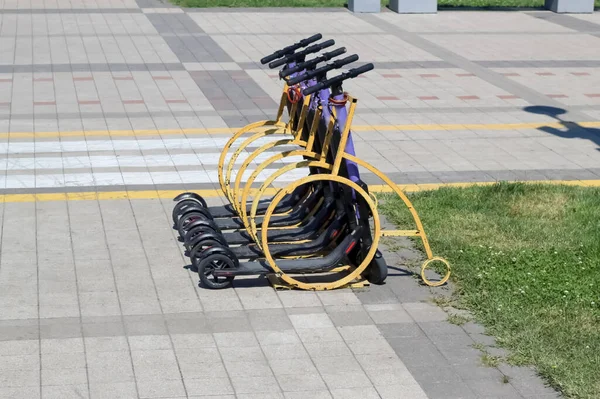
[1,180,599,203]
[527,11,600,32]
[3,121,600,139]
[358,13,591,121]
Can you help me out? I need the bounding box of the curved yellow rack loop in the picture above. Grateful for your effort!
[247,160,332,247]
[341,153,451,287]
[224,128,295,206]
[421,257,451,287]
[217,85,299,197]
[261,174,380,291]
[218,120,288,194]
[231,138,299,212]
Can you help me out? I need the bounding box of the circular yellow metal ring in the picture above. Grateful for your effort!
[420,257,451,287]
[247,160,331,247]
[342,153,434,260]
[231,138,297,211]
[218,120,287,194]
[238,150,320,235]
[224,128,288,206]
[261,174,380,291]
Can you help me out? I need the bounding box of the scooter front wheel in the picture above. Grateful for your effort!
[197,252,236,289]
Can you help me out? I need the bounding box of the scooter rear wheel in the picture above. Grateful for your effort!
[365,253,388,285]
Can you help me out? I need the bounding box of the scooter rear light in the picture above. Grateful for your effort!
[345,240,357,254]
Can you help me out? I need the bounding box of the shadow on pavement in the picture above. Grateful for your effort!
[524,105,600,151]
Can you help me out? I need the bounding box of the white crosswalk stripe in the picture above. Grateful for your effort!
[0,137,311,190]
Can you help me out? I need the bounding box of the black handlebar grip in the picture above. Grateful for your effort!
[302,81,327,96]
[302,63,374,96]
[349,63,374,78]
[287,54,359,86]
[280,47,347,79]
[268,39,335,69]
[260,33,322,65]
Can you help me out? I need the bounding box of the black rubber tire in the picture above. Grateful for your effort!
[190,239,223,258]
[177,210,215,238]
[366,254,388,285]
[173,193,208,208]
[197,252,236,289]
[172,199,208,225]
[183,225,220,248]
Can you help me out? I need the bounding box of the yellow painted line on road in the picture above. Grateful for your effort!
[2,180,599,203]
[3,121,600,139]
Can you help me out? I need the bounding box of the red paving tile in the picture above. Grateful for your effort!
[0,102,10,106]
[123,99,144,104]
[73,76,94,81]
[377,96,400,101]
[585,94,600,98]
[571,72,590,76]
[535,72,555,76]
[547,94,568,98]
[497,95,519,100]
[457,95,480,100]
[0,79,13,83]
[418,96,439,100]
[34,101,56,106]
[113,76,134,81]
[502,72,520,77]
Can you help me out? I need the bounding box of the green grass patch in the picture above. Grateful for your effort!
[380,182,600,399]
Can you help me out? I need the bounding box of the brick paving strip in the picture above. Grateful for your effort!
[1,0,599,398]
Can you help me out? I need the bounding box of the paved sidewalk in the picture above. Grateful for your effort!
[1,1,599,398]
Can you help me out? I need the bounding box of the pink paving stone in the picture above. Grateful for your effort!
[547,94,568,98]
[571,72,590,76]
[497,95,519,100]
[458,95,480,100]
[535,72,555,76]
[166,99,188,103]
[123,99,144,104]
[34,101,56,106]
[419,74,440,78]
[456,73,475,77]
[382,74,402,78]
[502,72,520,76]
[79,100,101,105]
[585,94,600,98]
[377,96,400,101]
[73,76,93,81]
[418,96,439,100]
[0,102,10,106]
[0,79,13,82]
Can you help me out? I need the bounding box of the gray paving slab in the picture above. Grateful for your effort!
[1,4,595,399]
